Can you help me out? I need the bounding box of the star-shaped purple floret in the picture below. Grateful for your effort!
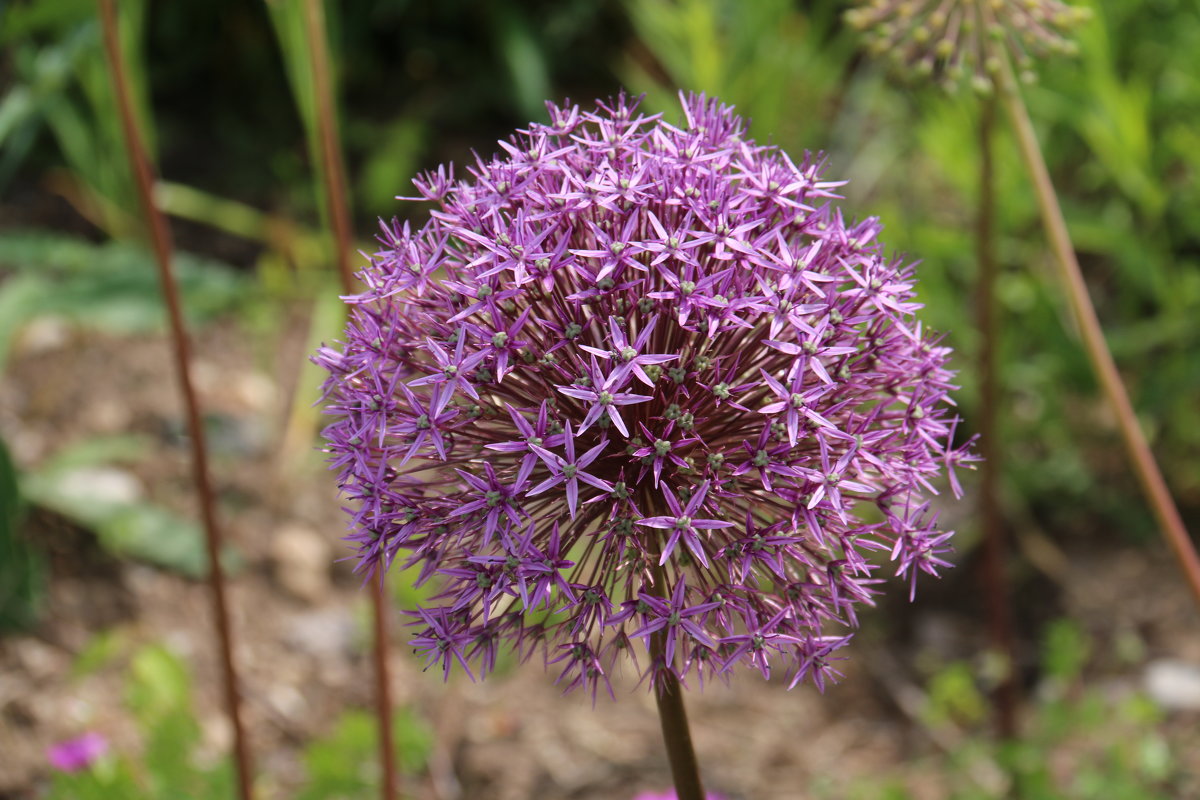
[410,607,476,681]
[484,401,567,476]
[408,327,487,410]
[555,358,652,437]
[579,316,678,387]
[527,422,613,518]
[636,481,732,568]
[629,580,720,666]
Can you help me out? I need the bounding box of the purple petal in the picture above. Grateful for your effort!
[47,733,108,773]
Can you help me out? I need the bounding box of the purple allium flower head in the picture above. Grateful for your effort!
[47,732,108,772]
[316,93,976,699]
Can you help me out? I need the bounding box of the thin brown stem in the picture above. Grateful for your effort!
[299,0,397,796]
[996,61,1200,607]
[97,1,254,798]
[976,94,1019,738]
[303,0,358,294]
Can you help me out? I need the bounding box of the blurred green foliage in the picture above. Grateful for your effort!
[625,0,1200,544]
[923,660,988,729]
[1,0,629,229]
[45,636,434,799]
[46,642,235,799]
[18,433,243,578]
[296,708,434,800]
[0,228,252,579]
[622,0,852,146]
[839,620,1183,799]
[0,230,255,370]
[0,0,152,235]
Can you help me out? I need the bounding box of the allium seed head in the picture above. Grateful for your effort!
[847,0,1092,91]
[316,93,976,700]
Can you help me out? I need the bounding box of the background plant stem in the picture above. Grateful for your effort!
[976,93,1019,738]
[302,0,357,294]
[997,64,1200,607]
[97,1,255,797]
[300,0,398,796]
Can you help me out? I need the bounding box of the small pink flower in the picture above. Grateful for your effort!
[633,791,725,800]
[47,732,108,772]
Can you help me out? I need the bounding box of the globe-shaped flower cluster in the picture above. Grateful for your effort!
[316,94,974,699]
[847,0,1091,91]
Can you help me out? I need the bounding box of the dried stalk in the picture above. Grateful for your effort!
[976,94,1019,737]
[996,60,1200,607]
[299,0,398,795]
[97,0,254,797]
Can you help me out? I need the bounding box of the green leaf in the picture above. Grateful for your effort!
[0,230,255,354]
[297,707,434,799]
[0,0,95,44]
[126,644,193,721]
[0,435,44,631]
[1042,619,1091,683]
[923,661,986,727]
[123,643,237,797]
[96,505,210,579]
[0,273,49,374]
[491,6,551,120]
[356,116,426,219]
[21,435,239,578]
[33,434,151,473]
[47,761,146,800]
[71,629,128,679]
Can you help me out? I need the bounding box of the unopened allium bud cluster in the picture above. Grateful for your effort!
[847,0,1091,91]
[316,94,974,699]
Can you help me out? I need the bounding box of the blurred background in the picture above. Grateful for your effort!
[1,0,1198,797]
